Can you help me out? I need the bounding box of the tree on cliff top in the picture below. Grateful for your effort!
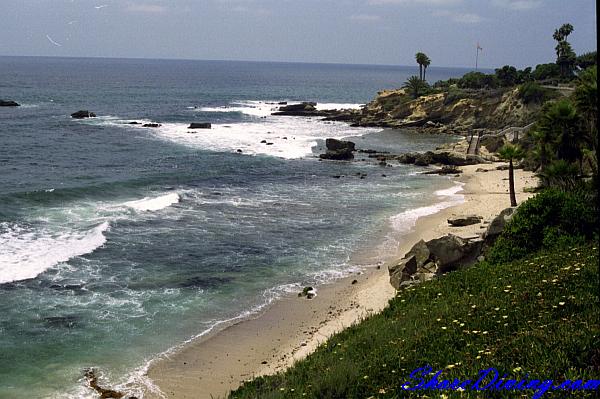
[403,75,430,99]
[553,23,576,78]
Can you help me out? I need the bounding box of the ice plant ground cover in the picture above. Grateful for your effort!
[231,244,599,398]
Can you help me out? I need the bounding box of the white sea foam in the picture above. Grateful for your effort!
[82,101,375,159]
[123,192,180,212]
[389,182,465,233]
[0,222,109,284]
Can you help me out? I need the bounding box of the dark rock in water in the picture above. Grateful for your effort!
[71,110,96,119]
[414,152,433,166]
[237,149,243,153]
[260,140,267,143]
[189,122,211,129]
[128,121,141,125]
[319,149,354,160]
[44,315,78,329]
[175,276,233,289]
[325,138,355,152]
[278,101,288,105]
[142,123,161,128]
[447,215,483,227]
[320,138,355,160]
[266,142,274,145]
[422,166,462,175]
[272,102,322,116]
[397,153,417,164]
[84,368,125,399]
[0,99,20,107]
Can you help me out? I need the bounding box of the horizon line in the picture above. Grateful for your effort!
[0,54,498,71]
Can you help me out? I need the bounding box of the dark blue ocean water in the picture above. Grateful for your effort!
[0,57,468,398]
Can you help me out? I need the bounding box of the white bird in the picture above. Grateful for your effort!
[46,35,63,47]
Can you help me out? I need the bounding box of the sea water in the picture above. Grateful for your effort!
[0,57,468,398]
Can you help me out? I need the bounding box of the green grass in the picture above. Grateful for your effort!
[230,244,600,398]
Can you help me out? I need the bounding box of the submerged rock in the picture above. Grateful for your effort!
[70,110,96,119]
[84,368,125,399]
[142,123,161,128]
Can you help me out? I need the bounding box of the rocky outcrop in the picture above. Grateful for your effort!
[189,122,211,129]
[422,166,462,175]
[142,123,161,128]
[447,215,483,227]
[0,100,20,107]
[396,150,490,167]
[272,102,321,116]
[483,207,516,245]
[319,139,355,160]
[388,234,484,290]
[71,110,96,119]
[355,87,540,133]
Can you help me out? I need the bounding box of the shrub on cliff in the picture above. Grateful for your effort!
[518,82,549,104]
[487,187,598,264]
[458,71,499,89]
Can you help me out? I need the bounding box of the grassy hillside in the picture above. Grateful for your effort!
[230,244,599,398]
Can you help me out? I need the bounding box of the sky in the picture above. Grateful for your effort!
[0,0,596,68]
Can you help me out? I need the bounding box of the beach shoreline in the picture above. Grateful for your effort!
[143,162,538,399]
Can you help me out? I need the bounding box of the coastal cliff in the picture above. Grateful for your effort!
[350,87,542,134]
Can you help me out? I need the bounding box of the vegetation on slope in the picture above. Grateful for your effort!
[231,243,599,398]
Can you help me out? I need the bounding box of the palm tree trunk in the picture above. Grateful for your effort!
[509,159,517,207]
[423,66,427,82]
[419,65,423,81]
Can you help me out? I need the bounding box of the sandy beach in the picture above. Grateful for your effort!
[145,161,538,399]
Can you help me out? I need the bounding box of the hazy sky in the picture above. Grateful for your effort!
[0,0,596,68]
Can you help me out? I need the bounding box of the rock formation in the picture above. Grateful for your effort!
[389,234,484,290]
[319,139,355,160]
[70,110,96,119]
[189,122,211,129]
[0,100,20,107]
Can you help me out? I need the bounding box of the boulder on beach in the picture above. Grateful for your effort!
[447,215,483,227]
[483,207,516,243]
[388,234,484,290]
[70,110,96,119]
[0,100,20,107]
[189,122,211,129]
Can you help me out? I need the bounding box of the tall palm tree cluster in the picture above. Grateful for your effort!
[552,23,577,78]
[402,52,432,99]
[529,65,597,190]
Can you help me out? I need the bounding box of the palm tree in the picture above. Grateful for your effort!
[498,144,525,207]
[553,23,575,78]
[573,66,598,181]
[415,52,427,81]
[403,75,429,99]
[538,159,579,190]
[537,99,582,168]
[422,55,431,82]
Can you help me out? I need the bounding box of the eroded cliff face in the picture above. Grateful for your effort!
[355,87,541,135]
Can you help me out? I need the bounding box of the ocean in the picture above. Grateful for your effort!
[0,57,468,398]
